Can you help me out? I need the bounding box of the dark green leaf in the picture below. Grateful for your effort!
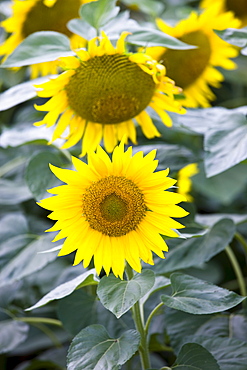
[153,219,235,274]
[97,270,155,318]
[80,0,119,29]
[173,343,220,370]
[203,106,247,177]
[25,151,64,200]
[127,28,197,49]
[121,0,164,16]
[0,234,58,287]
[67,325,140,370]
[161,273,245,314]
[215,27,247,47]
[0,320,29,354]
[0,76,56,111]
[26,269,99,311]
[1,31,73,68]
[187,336,247,370]
[140,275,170,304]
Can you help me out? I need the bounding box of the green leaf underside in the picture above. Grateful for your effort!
[97,269,155,318]
[67,325,140,370]
[127,29,197,49]
[26,269,99,311]
[80,0,120,30]
[161,273,245,314]
[1,31,74,68]
[0,320,29,354]
[215,28,247,47]
[173,342,220,370]
[0,76,56,111]
[153,219,235,274]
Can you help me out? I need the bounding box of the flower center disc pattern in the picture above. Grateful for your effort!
[21,0,81,37]
[161,30,211,89]
[65,54,156,124]
[82,176,147,237]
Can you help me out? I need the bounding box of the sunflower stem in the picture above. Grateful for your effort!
[125,264,151,370]
[235,232,247,255]
[144,302,164,337]
[225,245,247,299]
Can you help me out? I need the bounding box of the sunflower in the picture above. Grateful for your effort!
[0,0,95,78]
[34,32,186,155]
[38,140,188,278]
[177,163,199,202]
[145,6,241,108]
[200,0,247,27]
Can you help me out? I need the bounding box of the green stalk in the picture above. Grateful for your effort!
[235,232,247,255]
[16,317,63,327]
[125,264,151,370]
[144,302,164,336]
[225,245,247,298]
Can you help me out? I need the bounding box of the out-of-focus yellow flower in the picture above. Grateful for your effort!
[177,163,199,202]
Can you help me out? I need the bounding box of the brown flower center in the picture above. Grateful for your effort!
[160,30,211,89]
[65,54,156,124]
[21,0,81,38]
[82,176,147,237]
[225,0,247,25]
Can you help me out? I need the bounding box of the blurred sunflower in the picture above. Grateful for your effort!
[38,140,188,278]
[200,0,247,27]
[177,163,199,202]
[145,6,241,107]
[0,0,95,78]
[34,32,186,155]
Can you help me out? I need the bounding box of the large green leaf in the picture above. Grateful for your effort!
[80,0,119,30]
[196,213,247,227]
[187,336,247,370]
[161,273,245,314]
[67,325,140,370]
[0,179,32,205]
[97,270,155,318]
[26,269,99,311]
[121,0,164,16]
[203,106,247,177]
[0,320,29,354]
[215,28,247,53]
[25,151,64,200]
[127,28,197,49]
[0,76,56,111]
[173,343,220,370]
[153,219,235,274]
[1,31,73,68]
[0,234,58,287]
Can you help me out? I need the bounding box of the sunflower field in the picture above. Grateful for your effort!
[0,0,247,369]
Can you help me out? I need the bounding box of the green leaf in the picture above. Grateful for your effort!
[0,234,58,287]
[25,151,64,200]
[127,28,197,49]
[97,270,155,318]
[67,19,96,39]
[121,0,164,17]
[203,106,247,177]
[153,219,235,274]
[193,162,247,205]
[67,325,140,370]
[0,76,56,111]
[173,343,220,370]
[0,320,29,354]
[140,275,171,304]
[215,27,247,47]
[1,31,73,68]
[80,0,120,30]
[26,269,99,311]
[187,336,247,370]
[161,273,245,314]
[0,179,32,205]
[196,213,247,227]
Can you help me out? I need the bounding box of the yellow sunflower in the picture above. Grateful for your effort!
[0,0,95,78]
[145,6,241,108]
[200,0,247,27]
[177,163,199,202]
[38,139,188,278]
[34,32,186,156]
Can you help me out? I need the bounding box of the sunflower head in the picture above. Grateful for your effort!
[200,0,247,27]
[145,6,241,107]
[34,31,185,155]
[0,0,94,78]
[38,140,188,278]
